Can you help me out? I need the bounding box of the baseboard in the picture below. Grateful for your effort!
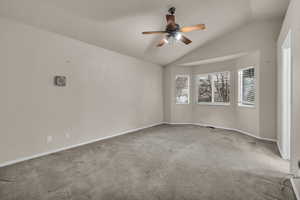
[0,122,277,168]
[291,178,300,200]
[276,141,285,159]
[163,122,277,143]
[0,122,164,168]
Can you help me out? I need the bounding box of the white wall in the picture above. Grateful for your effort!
[277,0,300,174]
[0,18,163,165]
[164,19,281,140]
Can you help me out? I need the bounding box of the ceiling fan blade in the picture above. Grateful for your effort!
[157,38,168,47]
[180,24,206,33]
[142,31,167,34]
[180,35,192,45]
[166,14,175,24]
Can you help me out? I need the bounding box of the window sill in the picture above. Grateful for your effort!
[238,103,255,108]
[197,103,231,106]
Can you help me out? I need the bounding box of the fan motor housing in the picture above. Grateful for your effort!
[166,24,180,34]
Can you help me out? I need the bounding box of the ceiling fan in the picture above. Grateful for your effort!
[142,7,206,47]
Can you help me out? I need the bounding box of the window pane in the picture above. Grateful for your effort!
[241,68,255,105]
[197,75,212,103]
[213,72,230,103]
[175,76,189,104]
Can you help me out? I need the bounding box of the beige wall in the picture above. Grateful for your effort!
[0,18,163,165]
[277,0,300,174]
[191,61,236,129]
[164,66,193,123]
[235,52,260,136]
[164,19,281,140]
[0,13,287,167]
[164,52,260,136]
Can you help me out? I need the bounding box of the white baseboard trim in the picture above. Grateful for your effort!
[163,122,277,143]
[0,122,164,168]
[291,178,300,200]
[276,141,286,159]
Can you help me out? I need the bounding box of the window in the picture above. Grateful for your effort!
[197,74,212,103]
[197,71,230,105]
[175,75,189,104]
[238,67,256,106]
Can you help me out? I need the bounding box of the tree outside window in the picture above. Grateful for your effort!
[197,72,230,104]
[175,75,189,104]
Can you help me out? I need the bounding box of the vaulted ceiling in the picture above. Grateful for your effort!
[0,0,289,65]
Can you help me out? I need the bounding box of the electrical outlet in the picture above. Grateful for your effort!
[47,136,53,143]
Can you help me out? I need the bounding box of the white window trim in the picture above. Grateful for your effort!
[197,102,231,106]
[238,66,256,108]
[196,71,231,105]
[175,74,190,105]
[238,103,256,108]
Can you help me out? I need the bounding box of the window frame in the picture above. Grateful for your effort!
[175,74,190,105]
[196,71,231,106]
[238,66,256,108]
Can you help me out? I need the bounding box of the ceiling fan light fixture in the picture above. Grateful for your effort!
[175,33,182,41]
[142,7,206,47]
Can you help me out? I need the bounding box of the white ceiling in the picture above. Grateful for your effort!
[0,0,289,66]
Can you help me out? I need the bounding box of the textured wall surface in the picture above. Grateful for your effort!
[0,18,163,164]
